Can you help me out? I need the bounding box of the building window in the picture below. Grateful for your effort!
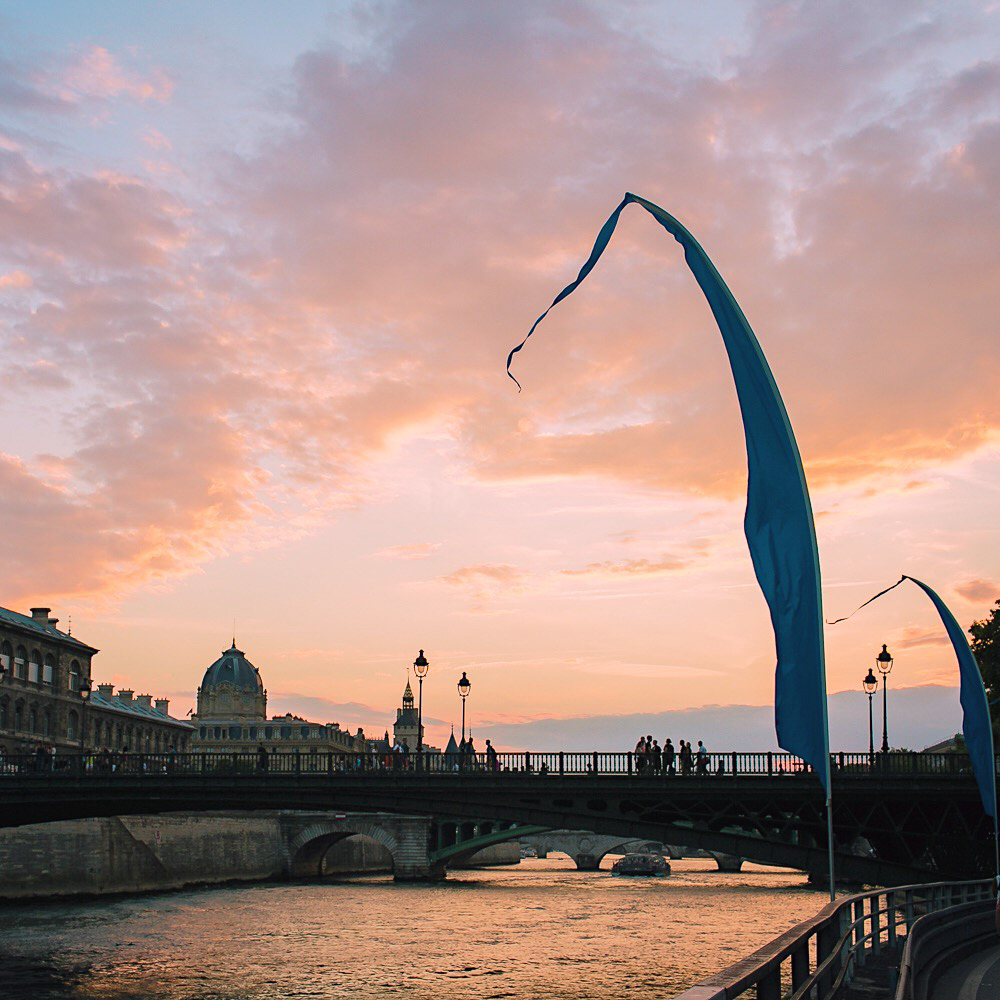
[43,654,54,686]
[249,726,257,740]
[68,710,79,741]
[15,647,27,680]
[43,709,52,737]
[28,651,41,684]
[281,726,291,740]
[264,726,273,739]
[68,660,80,692]
[229,726,241,740]
[300,726,309,739]
[0,641,11,675]
[0,697,8,729]
[14,701,23,731]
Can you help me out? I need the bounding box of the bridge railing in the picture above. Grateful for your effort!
[670,878,995,1000]
[0,748,986,780]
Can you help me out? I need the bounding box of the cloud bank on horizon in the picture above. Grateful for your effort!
[0,1,998,742]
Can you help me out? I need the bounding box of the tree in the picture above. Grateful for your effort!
[969,599,1000,735]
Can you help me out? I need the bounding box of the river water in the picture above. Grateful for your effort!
[0,857,833,1000]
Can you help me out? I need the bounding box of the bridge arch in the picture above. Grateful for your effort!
[285,819,399,878]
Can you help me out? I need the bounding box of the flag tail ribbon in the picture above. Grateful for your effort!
[826,576,906,624]
[507,193,830,793]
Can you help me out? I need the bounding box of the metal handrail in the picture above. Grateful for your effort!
[669,879,994,1000]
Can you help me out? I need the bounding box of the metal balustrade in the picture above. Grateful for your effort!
[670,879,996,1000]
[0,748,988,779]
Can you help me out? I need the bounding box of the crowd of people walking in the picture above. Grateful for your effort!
[633,735,714,775]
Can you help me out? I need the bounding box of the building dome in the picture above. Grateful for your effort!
[200,642,264,695]
[195,642,267,722]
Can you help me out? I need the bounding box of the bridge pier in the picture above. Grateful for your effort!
[708,852,744,873]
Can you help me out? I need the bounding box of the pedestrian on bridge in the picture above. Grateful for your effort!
[680,740,693,775]
[257,744,269,772]
[664,738,676,776]
[696,741,708,776]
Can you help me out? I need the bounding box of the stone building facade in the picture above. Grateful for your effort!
[0,606,97,755]
[0,605,190,758]
[190,641,368,760]
[86,684,193,755]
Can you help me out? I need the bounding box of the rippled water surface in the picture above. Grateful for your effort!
[0,858,832,999]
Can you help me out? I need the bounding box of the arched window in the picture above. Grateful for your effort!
[43,653,55,686]
[28,651,41,684]
[14,700,24,731]
[0,696,8,729]
[67,709,79,741]
[15,647,27,680]
[28,706,37,734]
[0,641,12,675]
[68,660,80,692]
[43,709,52,737]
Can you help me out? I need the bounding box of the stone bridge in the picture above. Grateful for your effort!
[519,831,745,871]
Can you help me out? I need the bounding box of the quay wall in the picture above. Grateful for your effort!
[0,813,286,899]
[0,813,521,899]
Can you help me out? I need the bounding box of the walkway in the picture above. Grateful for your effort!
[929,944,1000,1000]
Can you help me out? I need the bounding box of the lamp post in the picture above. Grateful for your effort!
[876,643,893,754]
[457,671,471,743]
[863,668,878,764]
[79,679,92,768]
[413,649,429,756]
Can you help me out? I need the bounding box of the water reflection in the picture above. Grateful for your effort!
[0,858,830,1000]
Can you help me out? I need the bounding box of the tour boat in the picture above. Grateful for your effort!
[610,852,670,877]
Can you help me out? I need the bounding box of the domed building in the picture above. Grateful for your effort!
[195,642,266,722]
[190,641,369,760]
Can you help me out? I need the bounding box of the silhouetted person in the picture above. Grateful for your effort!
[257,744,269,772]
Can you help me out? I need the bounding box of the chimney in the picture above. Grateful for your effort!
[118,689,134,703]
[30,608,51,624]
[98,683,115,697]
[155,699,170,715]
[135,694,153,709]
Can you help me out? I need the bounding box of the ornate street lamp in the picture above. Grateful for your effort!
[79,679,92,764]
[876,644,893,754]
[863,668,878,764]
[413,649,429,755]
[457,671,471,743]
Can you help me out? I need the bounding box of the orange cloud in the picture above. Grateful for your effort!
[562,556,689,578]
[375,543,440,561]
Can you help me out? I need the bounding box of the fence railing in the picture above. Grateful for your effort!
[0,748,988,780]
[669,879,995,1000]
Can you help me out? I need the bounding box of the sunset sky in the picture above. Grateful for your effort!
[2,2,998,751]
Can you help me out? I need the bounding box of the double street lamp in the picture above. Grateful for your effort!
[863,668,878,763]
[457,671,471,743]
[876,643,893,754]
[413,650,429,754]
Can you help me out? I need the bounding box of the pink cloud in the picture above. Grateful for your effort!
[62,46,173,104]
[956,579,1000,602]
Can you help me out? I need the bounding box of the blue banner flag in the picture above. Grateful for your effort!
[903,576,997,820]
[508,193,830,792]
